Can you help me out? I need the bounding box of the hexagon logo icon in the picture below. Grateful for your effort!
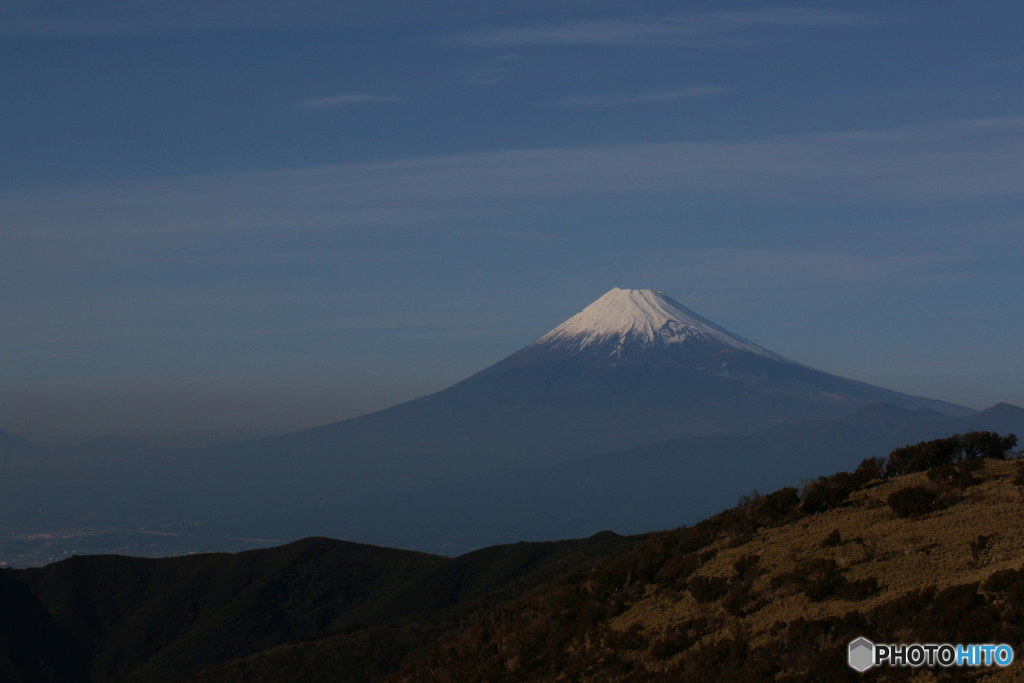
[848,637,874,672]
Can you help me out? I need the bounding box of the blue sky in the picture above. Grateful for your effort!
[2,1,1023,444]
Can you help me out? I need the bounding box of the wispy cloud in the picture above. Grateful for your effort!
[0,0,341,35]
[0,0,462,36]
[460,8,873,48]
[657,248,956,294]
[4,118,1023,240]
[556,86,729,108]
[299,94,401,110]
[465,53,520,87]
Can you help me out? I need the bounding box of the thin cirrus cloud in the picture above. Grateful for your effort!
[0,0,346,35]
[656,248,956,295]
[4,117,1024,241]
[299,94,402,110]
[556,86,730,108]
[459,8,874,47]
[0,0,463,36]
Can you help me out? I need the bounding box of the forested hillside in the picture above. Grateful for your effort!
[1,532,635,683]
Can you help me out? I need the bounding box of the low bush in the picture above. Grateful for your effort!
[836,577,880,601]
[754,487,801,526]
[982,568,1023,593]
[768,559,879,603]
[800,474,855,514]
[926,462,977,489]
[732,554,761,582]
[821,529,842,548]
[688,575,730,603]
[654,553,700,586]
[722,581,753,616]
[887,486,939,518]
[961,431,1018,460]
[602,623,647,652]
[969,534,992,565]
[802,560,846,602]
[886,432,1017,478]
[772,559,847,602]
[853,456,887,482]
[649,618,707,660]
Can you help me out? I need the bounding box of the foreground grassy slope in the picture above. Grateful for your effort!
[392,436,1024,682]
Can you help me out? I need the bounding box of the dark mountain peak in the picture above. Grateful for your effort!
[979,402,1024,417]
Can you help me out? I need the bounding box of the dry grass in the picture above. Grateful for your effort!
[393,449,1024,683]
[609,459,1024,679]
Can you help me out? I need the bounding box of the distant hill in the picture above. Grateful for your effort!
[0,531,635,683]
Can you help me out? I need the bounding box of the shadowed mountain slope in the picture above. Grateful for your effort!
[0,532,636,683]
[227,403,1024,555]
[0,569,89,683]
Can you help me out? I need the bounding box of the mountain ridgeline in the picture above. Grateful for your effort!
[0,532,638,683]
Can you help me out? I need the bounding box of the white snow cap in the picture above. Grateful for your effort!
[536,287,791,362]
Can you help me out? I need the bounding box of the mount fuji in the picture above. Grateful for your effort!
[152,288,971,504]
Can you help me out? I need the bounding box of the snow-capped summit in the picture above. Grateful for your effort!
[535,287,791,362]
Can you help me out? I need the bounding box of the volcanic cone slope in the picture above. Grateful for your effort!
[180,288,971,506]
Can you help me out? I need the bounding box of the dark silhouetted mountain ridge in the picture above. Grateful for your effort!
[0,532,636,683]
